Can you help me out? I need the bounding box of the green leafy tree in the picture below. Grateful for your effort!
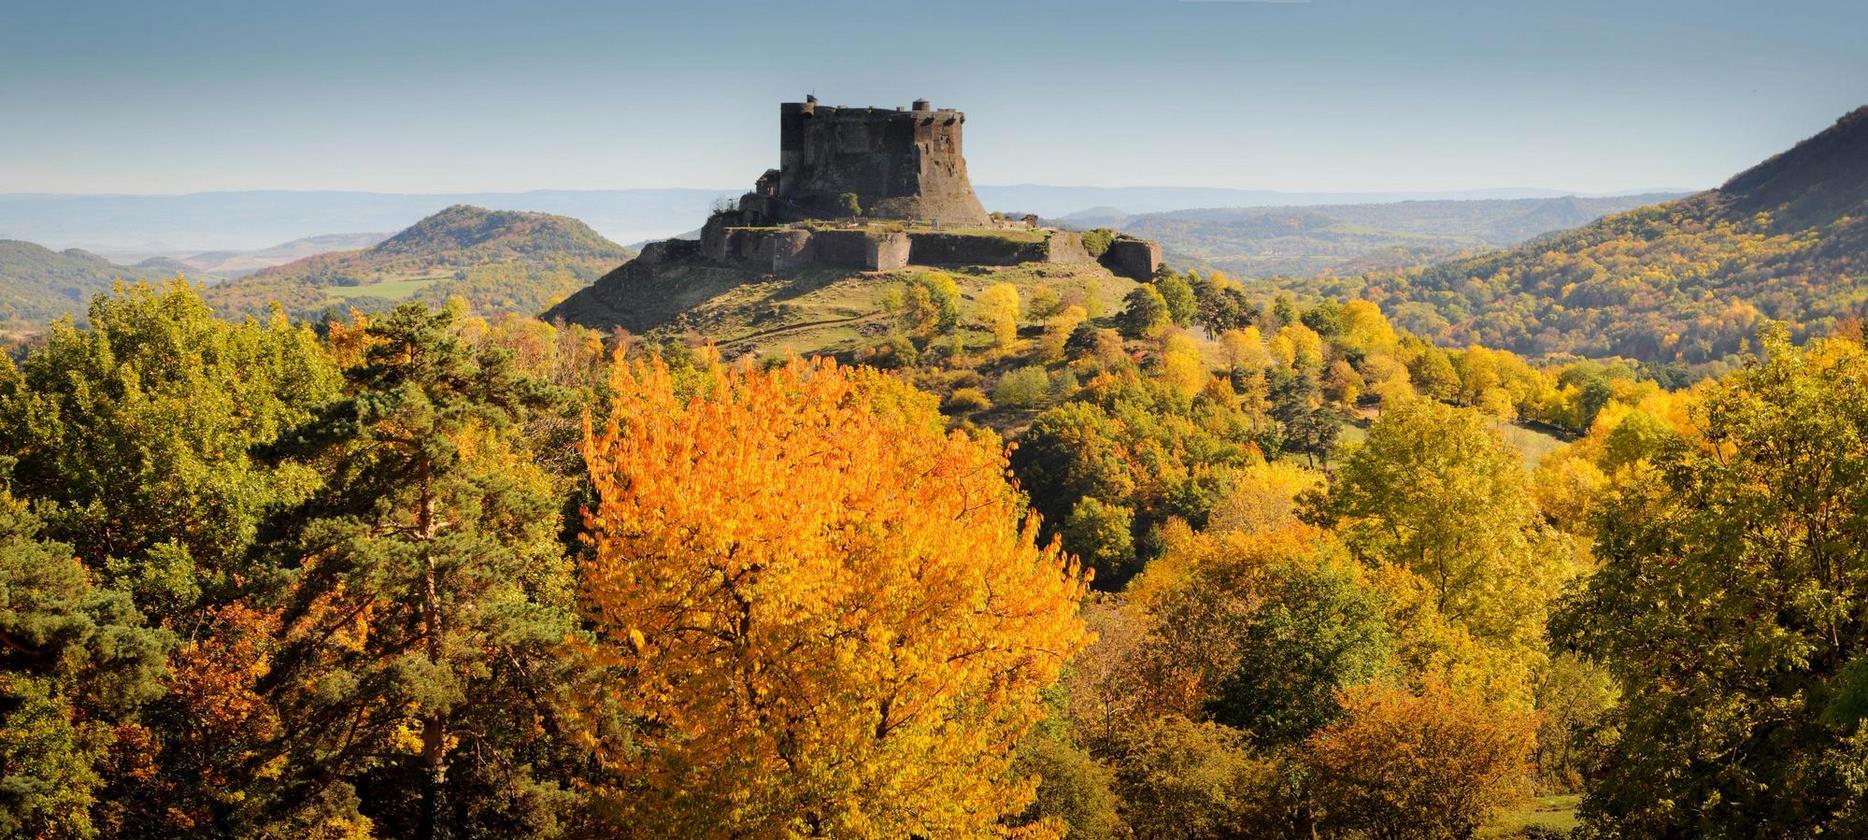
[1308,399,1567,660]
[1061,497,1138,588]
[1204,558,1393,746]
[1108,715,1279,840]
[0,281,340,624]
[1007,728,1123,840]
[1156,272,1198,327]
[1119,285,1172,339]
[1554,333,1868,837]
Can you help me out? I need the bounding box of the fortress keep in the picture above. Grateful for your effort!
[738,96,990,227]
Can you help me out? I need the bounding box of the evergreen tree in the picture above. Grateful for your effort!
[253,304,585,838]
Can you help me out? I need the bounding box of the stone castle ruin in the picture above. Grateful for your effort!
[614,98,1161,282]
[740,97,991,227]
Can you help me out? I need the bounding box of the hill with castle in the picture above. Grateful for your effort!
[542,97,1164,355]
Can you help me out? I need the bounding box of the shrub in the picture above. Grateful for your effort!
[1081,228,1117,258]
[943,387,992,414]
[993,366,1054,408]
[1306,683,1536,840]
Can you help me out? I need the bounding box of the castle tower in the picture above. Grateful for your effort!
[772,98,990,226]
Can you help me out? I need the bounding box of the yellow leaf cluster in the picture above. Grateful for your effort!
[575,353,1089,838]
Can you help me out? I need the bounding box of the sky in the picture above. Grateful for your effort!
[3,0,1864,196]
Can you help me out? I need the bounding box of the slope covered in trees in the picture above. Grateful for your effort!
[1304,107,1868,365]
[204,205,632,320]
[0,240,172,327]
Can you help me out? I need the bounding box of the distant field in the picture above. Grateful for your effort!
[325,274,448,300]
[1482,793,1582,837]
[1493,419,1570,467]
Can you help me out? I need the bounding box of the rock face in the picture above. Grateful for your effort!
[738,97,990,227]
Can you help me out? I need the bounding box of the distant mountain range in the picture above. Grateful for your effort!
[1080,194,1683,277]
[202,205,633,321]
[975,185,1680,219]
[1320,106,1868,365]
[0,186,1680,257]
[171,232,392,277]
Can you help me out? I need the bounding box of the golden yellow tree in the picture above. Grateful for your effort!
[976,282,1022,348]
[575,353,1090,838]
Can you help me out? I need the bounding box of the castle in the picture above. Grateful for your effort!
[738,96,991,227]
[576,98,1162,294]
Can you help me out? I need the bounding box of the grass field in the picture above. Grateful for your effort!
[1344,409,1570,468]
[1481,793,1582,837]
[326,274,449,300]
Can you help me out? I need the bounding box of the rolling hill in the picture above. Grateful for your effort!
[1099,193,1679,277]
[205,205,633,320]
[1311,106,1868,365]
[0,240,174,327]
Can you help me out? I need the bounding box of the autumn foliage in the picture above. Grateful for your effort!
[575,353,1090,837]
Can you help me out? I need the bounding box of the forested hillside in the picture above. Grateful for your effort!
[204,205,632,319]
[0,240,169,326]
[1306,107,1868,365]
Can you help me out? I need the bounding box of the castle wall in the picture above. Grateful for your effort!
[907,232,1048,266]
[1101,238,1163,281]
[1043,231,1093,264]
[808,230,875,267]
[868,232,911,270]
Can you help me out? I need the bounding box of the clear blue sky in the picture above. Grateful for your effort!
[4,0,1863,195]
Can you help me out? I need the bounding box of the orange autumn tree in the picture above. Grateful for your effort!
[575,352,1091,838]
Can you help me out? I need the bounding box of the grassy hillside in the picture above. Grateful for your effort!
[560,258,1138,361]
[1098,194,1676,278]
[204,205,632,320]
[0,239,171,326]
[1300,107,1868,364]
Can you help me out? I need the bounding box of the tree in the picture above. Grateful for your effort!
[1129,525,1391,746]
[1011,372,1269,587]
[255,304,579,839]
[976,282,1021,348]
[1307,399,1569,665]
[0,281,341,624]
[1156,332,1208,398]
[0,491,172,839]
[1305,682,1536,840]
[834,192,862,217]
[1156,272,1197,328]
[1061,497,1137,587]
[1119,285,1171,339]
[1108,716,1275,840]
[1203,557,1392,746]
[1007,729,1123,840]
[1554,333,1868,837]
[576,353,1089,838]
[898,272,961,340]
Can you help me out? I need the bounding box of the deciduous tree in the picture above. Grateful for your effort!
[576,353,1089,838]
